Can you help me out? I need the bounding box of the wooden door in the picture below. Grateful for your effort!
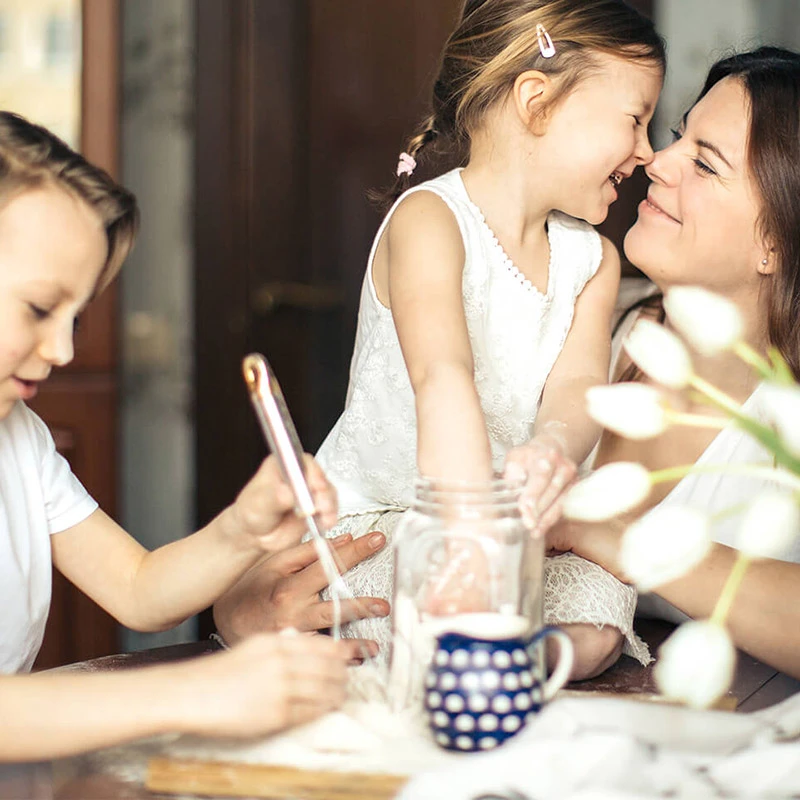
[194,0,655,635]
[31,0,122,669]
[194,0,464,571]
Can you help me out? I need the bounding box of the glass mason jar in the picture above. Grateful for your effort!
[388,476,544,711]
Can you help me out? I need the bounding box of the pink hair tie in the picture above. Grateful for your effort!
[396,152,417,177]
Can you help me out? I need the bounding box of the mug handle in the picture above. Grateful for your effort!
[529,625,574,701]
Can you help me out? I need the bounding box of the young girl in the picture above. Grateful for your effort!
[314,0,665,678]
[0,111,355,761]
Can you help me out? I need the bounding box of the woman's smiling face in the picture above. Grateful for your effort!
[624,76,768,297]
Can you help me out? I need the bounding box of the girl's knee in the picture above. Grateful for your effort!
[548,623,624,681]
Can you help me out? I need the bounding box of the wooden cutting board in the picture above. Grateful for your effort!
[146,758,409,800]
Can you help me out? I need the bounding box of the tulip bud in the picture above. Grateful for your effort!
[738,491,799,560]
[759,383,800,459]
[664,287,744,356]
[562,462,652,522]
[619,506,711,591]
[654,620,736,709]
[624,319,693,390]
[586,383,668,440]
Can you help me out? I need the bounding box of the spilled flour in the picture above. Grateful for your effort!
[166,700,461,776]
[81,699,466,795]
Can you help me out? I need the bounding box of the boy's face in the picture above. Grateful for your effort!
[0,187,107,420]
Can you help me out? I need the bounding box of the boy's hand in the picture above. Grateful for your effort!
[182,633,350,738]
[224,455,338,555]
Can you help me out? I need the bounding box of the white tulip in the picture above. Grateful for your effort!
[738,491,800,560]
[586,383,668,440]
[654,620,736,709]
[664,287,744,356]
[619,506,711,591]
[623,318,694,389]
[759,382,800,458]
[561,462,652,522]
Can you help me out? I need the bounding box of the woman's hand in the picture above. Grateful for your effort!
[505,428,578,536]
[181,633,351,738]
[221,455,338,556]
[213,532,390,660]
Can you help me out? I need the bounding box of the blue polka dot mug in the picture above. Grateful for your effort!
[423,614,573,752]
[389,475,574,746]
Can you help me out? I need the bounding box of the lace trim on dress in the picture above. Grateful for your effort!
[455,172,553,302]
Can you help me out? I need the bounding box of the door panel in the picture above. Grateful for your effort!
[194,0,464,636]
[31,0,122,669]
[194,0,463,510]
[30,378,118,669]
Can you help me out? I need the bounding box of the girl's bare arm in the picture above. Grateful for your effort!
[384,191,494,483]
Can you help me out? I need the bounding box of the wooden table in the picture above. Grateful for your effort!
[2,620,798,800]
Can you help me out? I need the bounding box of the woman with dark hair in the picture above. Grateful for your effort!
[548,46,800,679]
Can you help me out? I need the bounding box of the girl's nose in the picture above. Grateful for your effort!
[39,321,75,367]
[635,129,655,167]
[644,141,679,187]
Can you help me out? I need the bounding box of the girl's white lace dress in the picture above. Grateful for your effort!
[316,169,649,665]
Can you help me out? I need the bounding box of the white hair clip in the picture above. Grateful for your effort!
[537,23,556,59]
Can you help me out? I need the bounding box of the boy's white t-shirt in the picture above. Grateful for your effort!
[0,401,98,673]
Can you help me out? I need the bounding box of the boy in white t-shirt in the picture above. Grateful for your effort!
[0,112,358,762]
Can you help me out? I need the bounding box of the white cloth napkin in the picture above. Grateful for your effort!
[398,693,800,799]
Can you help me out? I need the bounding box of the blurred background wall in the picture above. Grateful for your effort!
[1,0,799,663]
[119,0,195,651]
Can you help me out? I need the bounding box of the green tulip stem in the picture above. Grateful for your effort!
[689,375,744,416]
[665,411,728,430]
[732,341,773,380]
[711,553,752,626]
[649,462,800,492]
[688,374,800,473]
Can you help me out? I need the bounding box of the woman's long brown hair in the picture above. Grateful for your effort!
[694,48,800,379]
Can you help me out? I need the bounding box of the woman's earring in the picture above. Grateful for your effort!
[762,258,769,266]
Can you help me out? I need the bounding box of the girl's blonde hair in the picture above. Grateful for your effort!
[0,111,138,290]
[378,0,665,207]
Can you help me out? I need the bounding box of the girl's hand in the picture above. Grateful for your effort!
[213,532,389,660]
[224,455,338,555]
[504,429,578,537]
[182,633,350,738]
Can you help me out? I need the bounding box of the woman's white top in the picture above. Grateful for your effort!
[0,401,98,673]
[317,168,603,516]
[609,280,800,621]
